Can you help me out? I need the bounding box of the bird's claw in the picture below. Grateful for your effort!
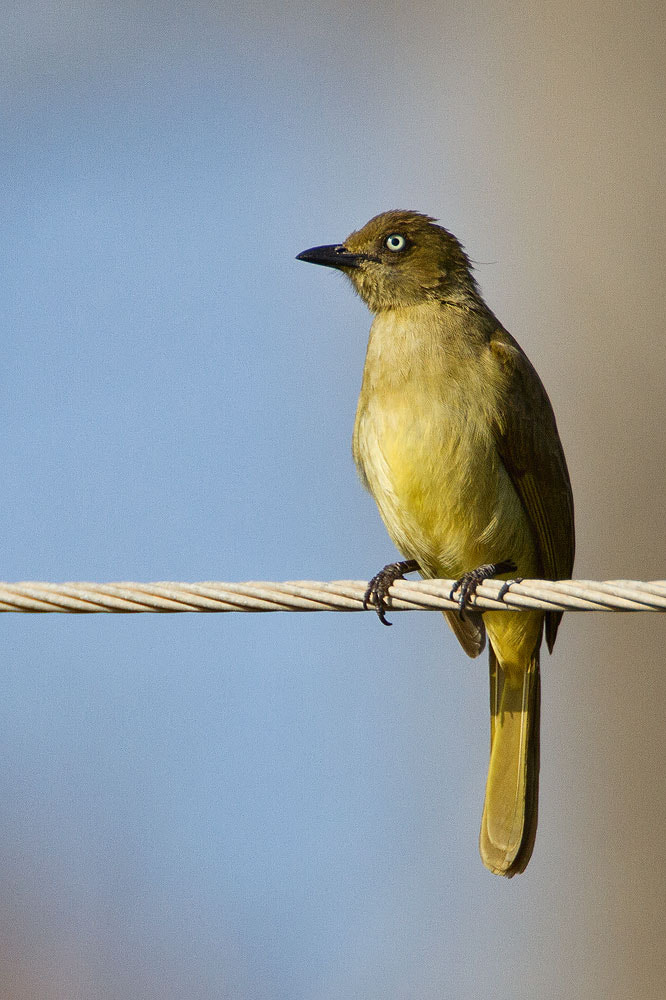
[497,576,523,602]
[363,559,419,627]
[449,560,517,620]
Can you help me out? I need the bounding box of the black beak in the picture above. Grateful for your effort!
[296,243,368,270]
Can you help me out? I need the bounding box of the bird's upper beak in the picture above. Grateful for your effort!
[296,243,368,270]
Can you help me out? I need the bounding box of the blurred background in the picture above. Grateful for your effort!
[1,1,665,997]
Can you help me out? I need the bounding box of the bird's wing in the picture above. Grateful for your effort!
[445,607,486,658]
[489,327,575,651]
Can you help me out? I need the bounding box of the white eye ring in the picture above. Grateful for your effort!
[384,233,407,252]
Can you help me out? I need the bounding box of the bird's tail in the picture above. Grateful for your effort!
[479,645,540,876]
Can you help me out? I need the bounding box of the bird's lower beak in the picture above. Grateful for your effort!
[296,243,366,270]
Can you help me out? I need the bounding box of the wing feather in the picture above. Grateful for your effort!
[490,328,575,651]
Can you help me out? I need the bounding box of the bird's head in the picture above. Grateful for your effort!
[297,210,478,313]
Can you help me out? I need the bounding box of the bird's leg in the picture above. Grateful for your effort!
[363,559,420,627]
[449,560,517,619]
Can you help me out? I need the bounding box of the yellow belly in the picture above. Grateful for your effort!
[355,388,534,573]
[353,387,542,669]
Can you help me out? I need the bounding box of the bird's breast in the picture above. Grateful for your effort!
[352,308,534,579]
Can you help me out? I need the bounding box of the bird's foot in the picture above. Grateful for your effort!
[449,560,517,619]
[497,576,523,601]
[363,559,420,627]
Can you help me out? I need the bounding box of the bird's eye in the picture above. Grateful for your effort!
[384,233,407,252]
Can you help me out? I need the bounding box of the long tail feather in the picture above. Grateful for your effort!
[479,646,540,876]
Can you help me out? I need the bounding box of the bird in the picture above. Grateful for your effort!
[297,210,574,876]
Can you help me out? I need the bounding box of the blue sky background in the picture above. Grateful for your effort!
[1,2,665,997]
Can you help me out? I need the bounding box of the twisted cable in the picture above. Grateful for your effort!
[0,579,663,613]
